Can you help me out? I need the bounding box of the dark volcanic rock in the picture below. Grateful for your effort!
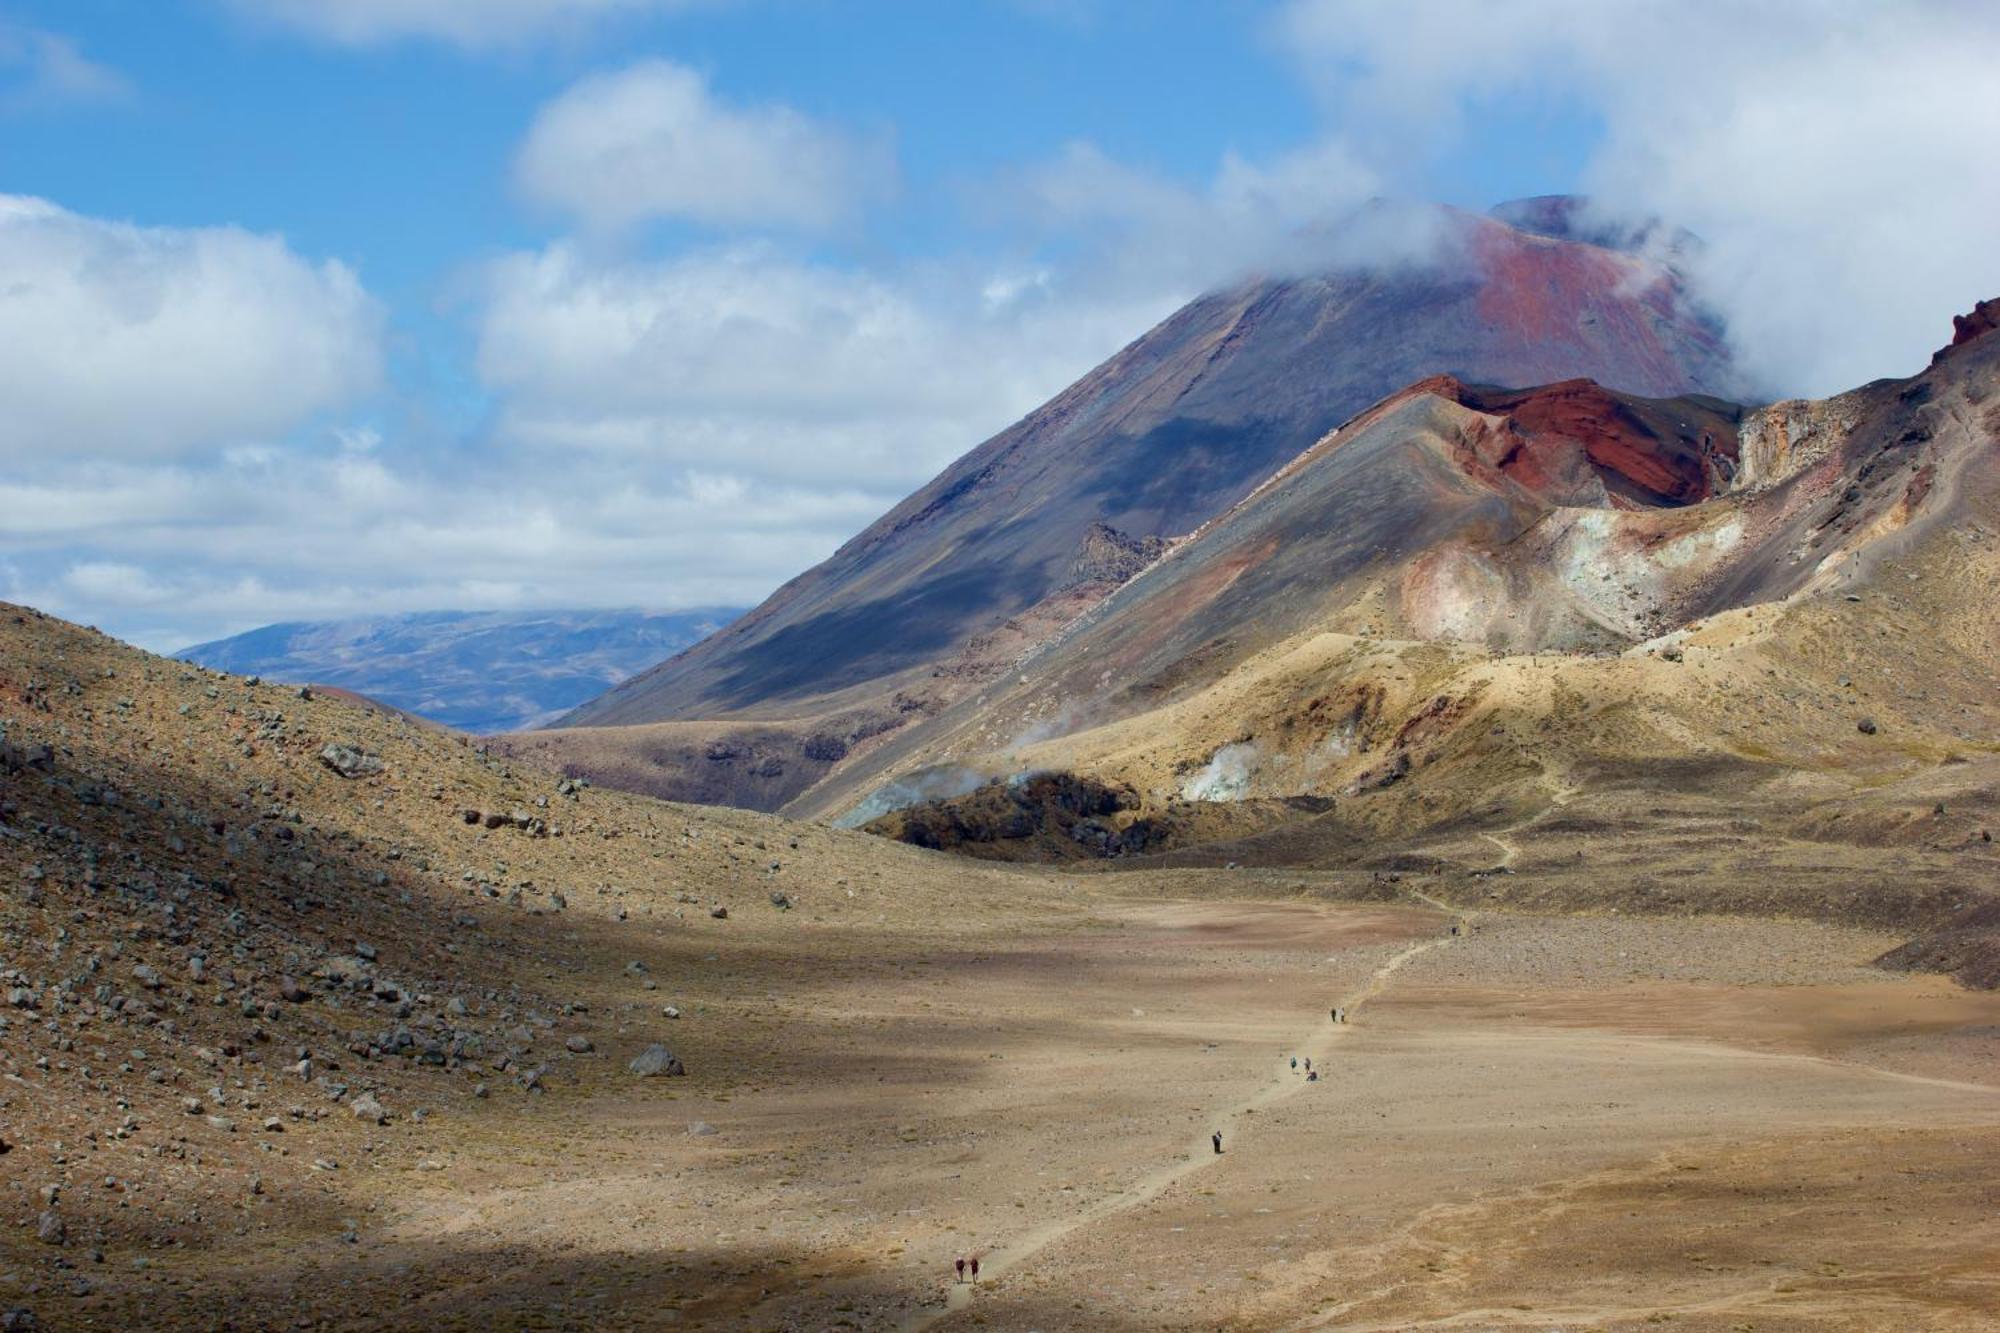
[1062,523,1172,589]
[629,1045,685,1077]
[870,772,1165,860]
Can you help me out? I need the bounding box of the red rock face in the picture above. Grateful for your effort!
[1936,296,2000,363]
[1443,379,1739,508]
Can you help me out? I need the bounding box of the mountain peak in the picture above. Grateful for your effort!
[1489,194,1700,259]
[530,203,1740,811]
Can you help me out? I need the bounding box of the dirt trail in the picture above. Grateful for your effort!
[1477,771,1577,870]
[908,906,1458,1328]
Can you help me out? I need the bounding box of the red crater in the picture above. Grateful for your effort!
[1441,378,1742,509]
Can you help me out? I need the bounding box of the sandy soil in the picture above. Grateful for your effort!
[20,892,1992,1332]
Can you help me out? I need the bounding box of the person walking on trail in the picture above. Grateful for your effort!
[970,1257,980,1283]
[1290,1056,1297,1070]
[955,1257,966,1284]
[1303,1057,1311,1073]
[1212,1130,1223,1155]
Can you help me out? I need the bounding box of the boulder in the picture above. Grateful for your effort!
[318,744,384,779]
[350,1094,389,1125]
[629,1045,686,1078]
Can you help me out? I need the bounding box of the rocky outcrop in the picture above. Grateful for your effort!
[867,773,1164,860]
[318,743,385,779]
[1060,523,1171,590]
[1933,295,2000,363]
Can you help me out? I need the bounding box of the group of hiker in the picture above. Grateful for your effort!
[953,996,1364,1292]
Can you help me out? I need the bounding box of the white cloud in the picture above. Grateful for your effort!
[0,442,902,653]
[0,23,131,109]
[475,240,1172,486]
[0,200,1176,650]
[996,137,1387,295]
[0,196,384,460]
[1277,0,2000,395]
[516,61,893,233]
[0,232,1169,649]
[224,0,710,49]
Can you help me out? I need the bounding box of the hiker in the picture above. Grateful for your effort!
[1303,1057,1311,1073]
[1212,1130,1223,1155]
[970,1257,980,1282]
[955,1257,966,1283]
[1290,1056,1297,1070]
[1308,1069,1319,1082]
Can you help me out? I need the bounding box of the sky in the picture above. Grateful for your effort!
[2,0,1996,652]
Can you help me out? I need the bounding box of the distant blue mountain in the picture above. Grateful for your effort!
[179,608,742,734]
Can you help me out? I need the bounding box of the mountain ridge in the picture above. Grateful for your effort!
[839,298,2000,999]
[517,198,1742,811]
[181,606,741,734]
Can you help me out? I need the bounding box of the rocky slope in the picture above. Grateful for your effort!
[0,601,1058,1326]
[180,607,740,734]
[508,199,1739,809]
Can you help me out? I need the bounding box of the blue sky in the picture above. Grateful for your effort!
[0,1,1596,300]
[0,1,1994,651]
